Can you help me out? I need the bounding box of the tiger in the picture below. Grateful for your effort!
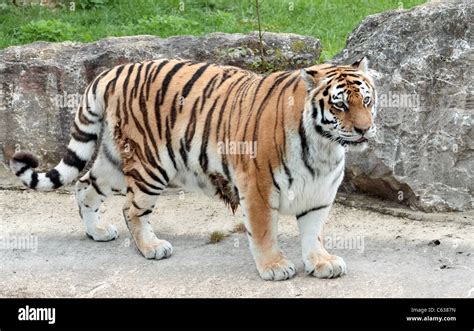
[10,56,376,281]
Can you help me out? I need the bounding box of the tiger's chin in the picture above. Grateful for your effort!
[345,140,369,152]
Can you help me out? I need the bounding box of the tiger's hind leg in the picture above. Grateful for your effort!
[122,164,172,260]
[75,147,125,241]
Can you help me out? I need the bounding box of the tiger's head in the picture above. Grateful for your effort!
[301,57,377,151]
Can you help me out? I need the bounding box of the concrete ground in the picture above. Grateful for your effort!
[0,184,473,298]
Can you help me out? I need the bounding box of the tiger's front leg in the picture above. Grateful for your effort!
[240,185,296,281]
[297,205,347,278]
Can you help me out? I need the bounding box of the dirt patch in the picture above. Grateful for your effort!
[0,186,472,298]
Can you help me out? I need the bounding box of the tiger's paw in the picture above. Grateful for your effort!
[86,224,118,242]
[258,255,296,281]
[304,252,347,279]
[138,239,173,260]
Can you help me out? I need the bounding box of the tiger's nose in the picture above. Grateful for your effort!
[354,126,369,135]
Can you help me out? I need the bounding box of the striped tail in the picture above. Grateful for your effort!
[10,79,105,191]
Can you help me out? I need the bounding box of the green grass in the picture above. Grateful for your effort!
[0,0,426,59]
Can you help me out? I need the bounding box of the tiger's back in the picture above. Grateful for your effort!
[103,59,304,202]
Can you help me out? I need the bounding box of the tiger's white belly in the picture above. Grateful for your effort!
[170,170,216,196]
[275,133,345,216]
[168,131,345,218]
[167,143,228,197]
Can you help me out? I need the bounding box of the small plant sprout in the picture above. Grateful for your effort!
[209,231,226,244]
[232,222,246,234]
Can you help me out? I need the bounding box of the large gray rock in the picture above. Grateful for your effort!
[334,0,473,211]
[0,32,321,168]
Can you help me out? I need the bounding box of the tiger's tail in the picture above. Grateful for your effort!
[10,75,107,191]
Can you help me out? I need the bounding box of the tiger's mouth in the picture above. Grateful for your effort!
[315,125,370,146]
[339,136,368,145]
[342,139,367,145]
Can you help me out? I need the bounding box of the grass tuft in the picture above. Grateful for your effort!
[232,223,247,234]
[209,230,226,244]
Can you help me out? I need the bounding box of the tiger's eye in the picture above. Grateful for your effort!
[335,101,344,108]
[363,96,371,104]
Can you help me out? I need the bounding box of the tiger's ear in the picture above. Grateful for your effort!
[352,56,369,72]
[300,69,317,91]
